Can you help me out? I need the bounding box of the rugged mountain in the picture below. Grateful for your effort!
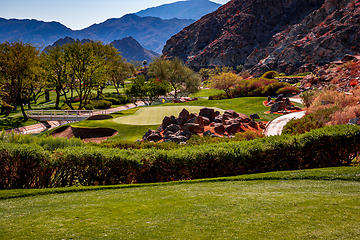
[0,14,194,53]
[163,0,360,75]
[247,0,360,76]
[46,36,160,63]
[110,37,160,62]
[45,36,91,49]
[76,14,194,53]
[135,0,221,20]
[0,18,73,48]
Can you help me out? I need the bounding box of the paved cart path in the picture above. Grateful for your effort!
[8,101,145,134]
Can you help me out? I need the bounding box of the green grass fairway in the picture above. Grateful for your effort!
[113,106,225,125]
[1,166,360,239]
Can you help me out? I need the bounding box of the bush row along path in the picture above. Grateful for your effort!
[9,101,146,134]
[264,97,305,136]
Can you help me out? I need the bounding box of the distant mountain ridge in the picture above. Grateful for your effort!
[46,36,160,63]
[0,0,223,53]
[0,14,193,53]
[110,37,160,62]
[135,0,221,20]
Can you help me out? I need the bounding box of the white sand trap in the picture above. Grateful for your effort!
[113,106,225,125]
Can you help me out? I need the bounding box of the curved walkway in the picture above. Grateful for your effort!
[264,97,305,136]
[264,111,305,136]
[8,101,145,135]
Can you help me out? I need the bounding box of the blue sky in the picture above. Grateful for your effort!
[0,0,229,30]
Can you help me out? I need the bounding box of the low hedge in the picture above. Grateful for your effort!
[1,125,359,189]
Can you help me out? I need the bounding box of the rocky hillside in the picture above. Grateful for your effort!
[163,0,360,75]
[135,0,221,20]
[111,37,160,62]
[46,36,159,63]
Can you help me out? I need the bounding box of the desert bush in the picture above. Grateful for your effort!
[275,86,300,96]
[282,107,337,135]
[308,90,360,114]
[261,71,279,79]
[262,82,290,96]
[300,88,320,108]
[328,104,360,125]
[234,78,277,97]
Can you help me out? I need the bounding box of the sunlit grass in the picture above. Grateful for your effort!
[1,166,360,239]
[113,105,225,125]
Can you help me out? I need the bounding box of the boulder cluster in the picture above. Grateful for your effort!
[142,108,266,142]
[266,95,303,114]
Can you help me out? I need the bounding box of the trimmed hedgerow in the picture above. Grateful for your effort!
[0,125,359,189]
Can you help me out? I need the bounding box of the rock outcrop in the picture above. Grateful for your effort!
[142,108,266,142]
[162,0,360,75]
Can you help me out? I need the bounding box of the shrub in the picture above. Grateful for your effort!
[282,107,337,135]
[208,92,229,100]
[0,143,51,189]
[262,82,290,96]
[2,125,360,189]
[261,71,279,79]
[60,103,80,110]
[104,97,122,105]
[102,94,131,105]
[275,86,300,96]
[92,100,112,109]
[0,117,27,130]
[300,88,320,108]
[84,104,94,110]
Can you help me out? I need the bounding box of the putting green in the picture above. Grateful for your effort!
[113,106,225,125]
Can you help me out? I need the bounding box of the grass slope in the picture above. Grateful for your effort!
[0,167,360,239]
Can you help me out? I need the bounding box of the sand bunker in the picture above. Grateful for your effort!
[86,115,113,121]
[51,126,117,143]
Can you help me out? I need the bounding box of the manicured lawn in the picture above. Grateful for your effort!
[1,166,360,239]
[161,97,279,121]
[44,97,291,140]
[189,88,224,97]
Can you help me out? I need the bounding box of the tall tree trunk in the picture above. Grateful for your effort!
[20,103,28,121]
[4,106,11,117]
[27,99,32,109]
[55,87,61,109]
[45,89,50,102]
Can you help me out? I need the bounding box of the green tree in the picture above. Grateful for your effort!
[41,44,68,109]
[62,41,117,110]
[107,56,134,95]
[126,76,169,106]
[210,72,240,99]
[0,41,40,120]
[149,58,201,98]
